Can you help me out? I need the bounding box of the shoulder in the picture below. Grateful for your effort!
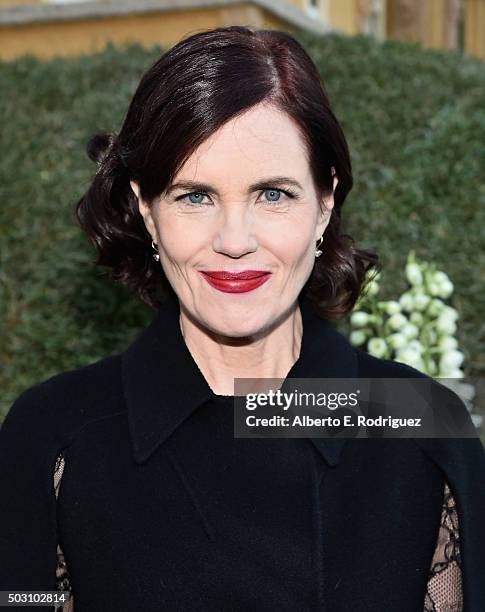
[1,352,124,448]
[354,347,472,423]
[353,345,484,459]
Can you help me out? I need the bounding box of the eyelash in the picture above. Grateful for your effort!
[174,187,299,206]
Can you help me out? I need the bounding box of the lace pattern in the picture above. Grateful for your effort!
[53,452,73,612]
[52,453,462,611]
[423,482,463,611]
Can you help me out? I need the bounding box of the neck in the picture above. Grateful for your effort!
[178,302,303,396]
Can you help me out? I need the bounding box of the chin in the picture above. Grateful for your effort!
[202,309,272,340]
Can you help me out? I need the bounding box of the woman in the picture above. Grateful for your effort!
[1,25,484,612]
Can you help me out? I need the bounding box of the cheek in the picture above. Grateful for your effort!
[264,213,316,265]
[157,212,206,264]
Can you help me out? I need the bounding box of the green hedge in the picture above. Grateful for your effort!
[1,31,484,429]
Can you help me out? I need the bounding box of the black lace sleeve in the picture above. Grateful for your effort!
[423,481,462,611]
[53,452,74,612]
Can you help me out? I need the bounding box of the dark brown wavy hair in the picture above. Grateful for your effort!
[76,25,379,320]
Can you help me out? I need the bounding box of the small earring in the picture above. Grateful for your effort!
[315,235,324,258]
[151,239,160,262]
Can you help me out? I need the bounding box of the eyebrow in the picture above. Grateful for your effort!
[165,176,304,197]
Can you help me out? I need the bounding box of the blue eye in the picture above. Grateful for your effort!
[185,192,208,205]
[260,187,299,205]
[263,189,282,202]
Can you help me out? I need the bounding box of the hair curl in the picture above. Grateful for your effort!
[76,25,380,319]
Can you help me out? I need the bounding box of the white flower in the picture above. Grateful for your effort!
[439,350,465,373]
[433,271,450,284]
[368,281,379,296]
[438,336,458,351]
[387,333,407,350]
[401,323,419,339]
[410,312,424,326]
[395,347,425,371]
[384,300,401,315]
[406,262,423,286]
[388,313,408,331]
[428,282,443,297]
[350,330,368,346]
[408,339,424,353]
[436,315,457,335]
[413,292,431,311]
[427,298,446,318]
[441,306,459,321]
[398,291,415,312]
[367,337,388,358]
[439,279,454,299]
[350,311,370,327]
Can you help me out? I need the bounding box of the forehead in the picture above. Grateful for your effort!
[175,104,310,183]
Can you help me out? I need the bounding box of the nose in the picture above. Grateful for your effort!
[212,206,258,258]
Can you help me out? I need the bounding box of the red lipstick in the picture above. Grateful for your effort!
[199,270,272,293]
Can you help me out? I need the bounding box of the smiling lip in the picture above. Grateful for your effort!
[199,270,272,293]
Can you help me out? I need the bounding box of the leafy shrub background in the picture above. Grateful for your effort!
[1,31,484,440]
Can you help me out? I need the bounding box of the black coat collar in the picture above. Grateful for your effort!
[122,292,359,468]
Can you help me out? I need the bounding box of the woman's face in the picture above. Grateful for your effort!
[131,103,337,339]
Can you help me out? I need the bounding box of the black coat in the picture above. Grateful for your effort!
[1,292,484,611]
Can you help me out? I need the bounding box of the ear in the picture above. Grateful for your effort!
[129,179,140,201]
[130,180,157,241]
[315,171,338,240]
